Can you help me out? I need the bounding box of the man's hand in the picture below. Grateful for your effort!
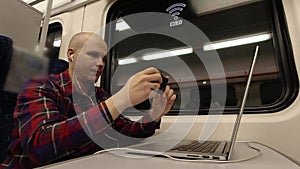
[106,67,164,119]
[149,85,176,122]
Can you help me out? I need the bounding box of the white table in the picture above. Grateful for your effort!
[39,142,300,169]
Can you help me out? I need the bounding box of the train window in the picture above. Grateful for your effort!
[104,0,298,115]
[43,22,62,59]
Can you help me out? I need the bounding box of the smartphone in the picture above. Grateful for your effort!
[134,74,168,110]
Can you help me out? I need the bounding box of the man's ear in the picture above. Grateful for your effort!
[67,49,74,62]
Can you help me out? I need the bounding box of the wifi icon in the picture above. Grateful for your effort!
[166,3,186,20]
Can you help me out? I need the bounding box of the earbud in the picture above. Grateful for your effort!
[70,54,74,62]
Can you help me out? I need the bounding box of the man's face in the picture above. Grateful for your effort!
[74,36,107,84]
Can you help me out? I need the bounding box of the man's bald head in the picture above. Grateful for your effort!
[68,32,107,52]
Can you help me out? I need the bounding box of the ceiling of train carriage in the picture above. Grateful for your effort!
[21,0,256,14]
[21,0,74,12]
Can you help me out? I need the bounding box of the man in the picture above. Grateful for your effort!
[1,32,176,169]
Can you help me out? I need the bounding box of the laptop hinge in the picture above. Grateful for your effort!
[222,141,231,154]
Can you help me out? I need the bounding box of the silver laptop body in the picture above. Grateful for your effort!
[164,45,260,161]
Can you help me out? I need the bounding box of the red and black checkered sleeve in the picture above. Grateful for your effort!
[13,78,114,166]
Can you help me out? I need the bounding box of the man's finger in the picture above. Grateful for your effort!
[143,67,160,75]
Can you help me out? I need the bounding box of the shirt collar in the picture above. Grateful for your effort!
[60,70,73,97]
[60,70,97,98]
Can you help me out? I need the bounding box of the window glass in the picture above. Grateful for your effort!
[104,0,298,115]
[44,22,62,59]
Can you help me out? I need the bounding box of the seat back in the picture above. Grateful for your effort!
[48,59,69,74]
[0,35,13,91]
[0,35,16,163]
[0,92,17,163]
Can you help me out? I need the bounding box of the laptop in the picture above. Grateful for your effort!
[125,45,260,161]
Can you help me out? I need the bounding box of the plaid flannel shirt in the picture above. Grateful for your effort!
[1,70,160,169]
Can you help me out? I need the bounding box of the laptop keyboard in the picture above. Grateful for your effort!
[171,141,221,153]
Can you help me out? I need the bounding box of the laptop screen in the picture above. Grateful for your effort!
[227,45,260,159]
